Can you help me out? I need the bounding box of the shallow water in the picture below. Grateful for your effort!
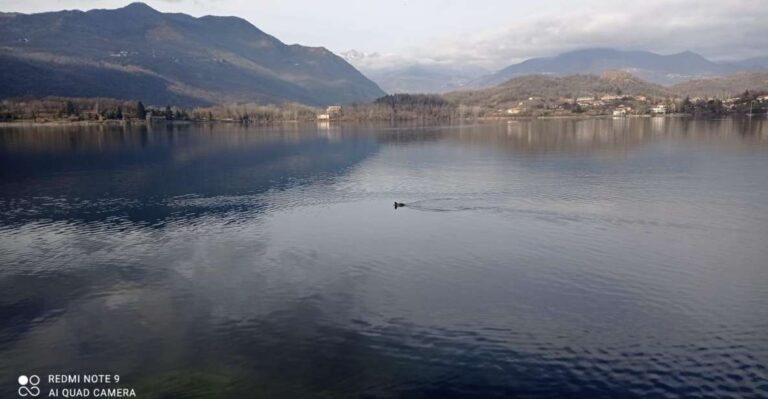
[1,118,767,398]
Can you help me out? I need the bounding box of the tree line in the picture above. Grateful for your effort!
[0,97,319,123]
[1,92,765,124]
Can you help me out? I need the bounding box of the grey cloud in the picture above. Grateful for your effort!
[360,0,768,70]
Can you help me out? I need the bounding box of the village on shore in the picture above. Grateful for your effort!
[491,92,768,118]
[1,89,767,126]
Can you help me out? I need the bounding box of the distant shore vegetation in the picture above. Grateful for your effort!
[1,91,766,125]
[0,94,465,124]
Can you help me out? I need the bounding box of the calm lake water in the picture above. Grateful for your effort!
[1,118,767,398]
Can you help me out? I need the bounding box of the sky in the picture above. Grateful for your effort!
[1,0,766,70]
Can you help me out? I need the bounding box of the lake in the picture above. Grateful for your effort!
[1,118,767,398]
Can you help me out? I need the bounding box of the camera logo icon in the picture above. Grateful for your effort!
[18,375,40,397]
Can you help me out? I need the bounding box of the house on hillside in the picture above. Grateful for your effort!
[612,106,630,117]
[327,105,342,116]
[318,105,343,121]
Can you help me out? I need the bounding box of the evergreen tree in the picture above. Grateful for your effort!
[65,100,76,116]
[681,96,693,114]
[136,101,146,119]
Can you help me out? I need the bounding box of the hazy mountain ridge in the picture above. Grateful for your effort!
[0,2,384,106]
[442,68,768,112]
[730,56,768,70]
[363,65,489,94]
[343,48,768,94]
[476,48,767,88]
[340,50,489,94]
[671,72,768,98]
[445,70,669,107]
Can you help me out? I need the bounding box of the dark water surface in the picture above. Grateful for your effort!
[1,118,767,398]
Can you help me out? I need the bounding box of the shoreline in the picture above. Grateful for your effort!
[1,113,760,128]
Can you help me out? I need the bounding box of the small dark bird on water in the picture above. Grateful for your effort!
[394,202,405,209]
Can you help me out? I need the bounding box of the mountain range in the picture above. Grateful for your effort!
[444,69,768,109]
[671,72,768,98]
[357,64,488,95]
[478,49,768,87]
[345,48,768,94]
[1,3,766,105]
[0,2,384,106]
[444,70,668,108]
[340,51,489,94]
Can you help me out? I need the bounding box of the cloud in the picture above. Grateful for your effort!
[354,0,768,70]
